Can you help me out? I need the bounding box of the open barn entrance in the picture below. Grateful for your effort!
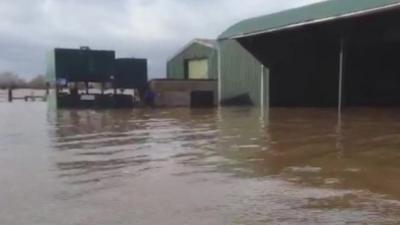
[239,27,341,107]
[344,40,400,106]
[237,6,400,107]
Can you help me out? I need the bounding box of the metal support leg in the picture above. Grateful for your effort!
[85,82,89,94]
[8,88,12,102]
[266,67,270,122]
[338,38,345,117]
[217,42,222,106]
[261,65,265,110]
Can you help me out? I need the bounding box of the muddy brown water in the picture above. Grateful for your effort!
[0,89,46,102]
[1,102,400,224]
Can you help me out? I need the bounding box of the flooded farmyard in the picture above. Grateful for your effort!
[1,102,400,225]
[4,0,400,224]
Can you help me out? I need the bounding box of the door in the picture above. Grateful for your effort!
[187,59,208,79]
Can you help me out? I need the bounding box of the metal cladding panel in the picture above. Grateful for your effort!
[54,48,115,82]
[114,58,148,89]
[219,0,400,40]
[167,42,218,80]
[188,59,208,79]
[46,49,56,83]
[220,40,263,106]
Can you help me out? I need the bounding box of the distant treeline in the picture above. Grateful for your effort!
[0,71,47,89]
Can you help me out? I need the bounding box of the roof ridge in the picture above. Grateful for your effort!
[167,39,217,62]
[219,0,400,40]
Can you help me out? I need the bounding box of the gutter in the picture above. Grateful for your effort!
[220,2,400,40]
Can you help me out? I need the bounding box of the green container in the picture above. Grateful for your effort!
[47,47,115,83]
[114,58,148,89]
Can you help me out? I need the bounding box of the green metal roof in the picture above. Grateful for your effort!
[219,0,400,40]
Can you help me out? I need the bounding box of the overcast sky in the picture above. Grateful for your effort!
[0,0,322,79]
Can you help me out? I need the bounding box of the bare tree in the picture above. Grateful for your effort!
[0,71,27,89]
[28,75,47,89]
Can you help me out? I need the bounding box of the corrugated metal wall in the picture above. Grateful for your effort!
[220,40,264,106]
[167,43,218,80]
[47,48,115,83]
[46,50,56,83]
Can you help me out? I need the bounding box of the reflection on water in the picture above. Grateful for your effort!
[1,103,400,224]
[0,89,46,102]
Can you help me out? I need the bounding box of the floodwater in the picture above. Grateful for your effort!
[1,102,400,225]
[0,89,46,102]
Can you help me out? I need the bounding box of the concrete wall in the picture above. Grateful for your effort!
[149,79,218,107]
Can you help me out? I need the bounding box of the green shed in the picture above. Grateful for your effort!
[167,39,263,106]
[167,39,218,80]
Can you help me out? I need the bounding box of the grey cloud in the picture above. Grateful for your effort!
[0,0,322,79]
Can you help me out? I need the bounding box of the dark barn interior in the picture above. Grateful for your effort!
[238,7,400,107]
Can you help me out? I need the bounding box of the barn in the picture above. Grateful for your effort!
[167,39,263,106]
[218,0,400,108]
[167,39,218,80]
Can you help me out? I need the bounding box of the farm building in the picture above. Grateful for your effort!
[219,0,400,108]
[167,39,263,106]
[46,47,148,108]
[219,40,264,106]
[167,39,218,80]
[154,39,218,107]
